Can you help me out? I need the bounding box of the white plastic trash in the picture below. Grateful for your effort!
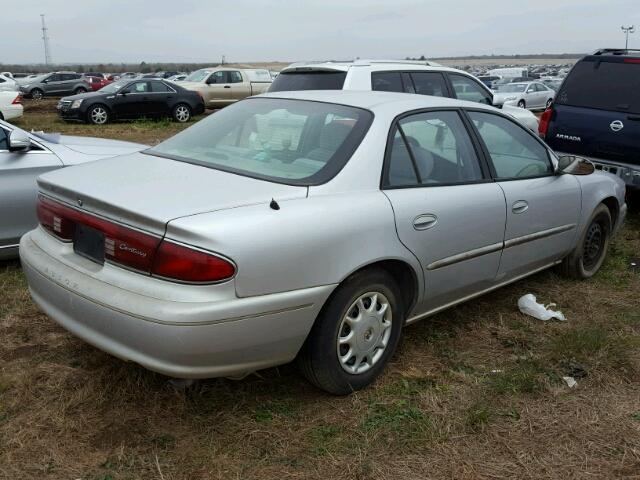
[517,294,567,321]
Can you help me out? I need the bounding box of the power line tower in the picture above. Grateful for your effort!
[41,14,52,65]
[621,25,635,50]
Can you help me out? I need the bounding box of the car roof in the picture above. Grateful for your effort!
[280,59,471,75]
[257,90,497,116]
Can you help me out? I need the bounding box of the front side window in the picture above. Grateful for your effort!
[371,72,404,92]
[468,111,553,179]
[148,98,373,185]
[125,82,149,93]
[449,74,492,104]
[410,72,447,97]
[385,111,484,187]
[207,71,227,84]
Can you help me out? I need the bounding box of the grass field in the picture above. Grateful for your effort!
[1,99,639,479]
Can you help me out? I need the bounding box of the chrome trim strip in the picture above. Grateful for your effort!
[504,224,576,249]
[406,260,561,324]
[426,242,503,270]
[0,243,19,250]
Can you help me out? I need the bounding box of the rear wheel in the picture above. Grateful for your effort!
[517,99,526,108]
[31,89,44,100]
[74,87,88,95]
[298,269,404,395]
[87,104,109,125]
[172,103,191,123]
[558,204,611,279]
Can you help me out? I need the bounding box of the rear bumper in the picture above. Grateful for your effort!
[556,152,640,190]
[20,229,335,379]
[1,104,23,120]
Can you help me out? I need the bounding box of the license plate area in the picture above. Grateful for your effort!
[73,223,105,265]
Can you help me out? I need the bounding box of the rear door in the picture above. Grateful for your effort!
[149,80,173,115]
[382,109,506,313]
[467,110,580,280]
[0,126,62,251]
[546,57,640,166]
[228,70,249,100]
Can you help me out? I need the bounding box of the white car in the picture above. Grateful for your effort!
[269,60,540,132]
[0,74,18,92]
[0,91,23,121]
[492,81,556,111]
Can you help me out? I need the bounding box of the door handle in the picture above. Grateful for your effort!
[224,85,231,89]
[512,200,529,214]
[413,214,438,231]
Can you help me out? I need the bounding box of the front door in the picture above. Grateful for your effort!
[113,81,153,118]
[0,126,62,250]
[382,110,506,314]
[466,110,581,281]
[205,71,233,106]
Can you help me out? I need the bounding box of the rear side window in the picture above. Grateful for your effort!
[557,59,640,113]
[371,72,404,92]
[409,72,447,97]
[268,71,347,92]
[151,81,172,92]
[385,111,484,187]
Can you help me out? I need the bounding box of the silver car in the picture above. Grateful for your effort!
[493,81,556,110]
[20,91,627,395]
[0,120,146,259]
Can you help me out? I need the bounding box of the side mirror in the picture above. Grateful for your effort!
[557,155,595,176]
[8,130,31,152]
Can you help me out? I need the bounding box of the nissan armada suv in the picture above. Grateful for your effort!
[541,49,640,193]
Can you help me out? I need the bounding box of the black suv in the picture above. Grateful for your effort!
[541,49,640,192]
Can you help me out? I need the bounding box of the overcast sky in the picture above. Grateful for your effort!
[4,0,640,64]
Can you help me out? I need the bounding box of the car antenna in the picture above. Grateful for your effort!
[270,198,280,210]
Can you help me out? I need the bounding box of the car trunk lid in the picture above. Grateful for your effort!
[37,151,308,236]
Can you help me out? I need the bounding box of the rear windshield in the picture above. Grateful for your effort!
[147,98,373,185]
[556,59,640,113]
[268,71,347,92]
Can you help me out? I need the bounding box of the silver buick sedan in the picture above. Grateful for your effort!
[20,91,627,395]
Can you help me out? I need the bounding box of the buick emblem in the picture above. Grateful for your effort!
[610,120,624,132]
[77,198,83,207]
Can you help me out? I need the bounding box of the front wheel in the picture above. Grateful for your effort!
[298,269,404,395]
[558,204,612,279]
[74,87,88,95]
[546,98,553,109]
[172,103,191,123]
[517,99,526,109]
[87,105,109,125]
[31,89,44,100]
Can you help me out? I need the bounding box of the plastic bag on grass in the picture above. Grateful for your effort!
[517,294,566,321]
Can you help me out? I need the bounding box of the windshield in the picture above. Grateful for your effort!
[148,98,373,185]
[269,71,347,92]
[185,70,212,82]
[498,84,527,93]
[99,80,127,94]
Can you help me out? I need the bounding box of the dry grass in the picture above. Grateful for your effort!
[1,101,640,479]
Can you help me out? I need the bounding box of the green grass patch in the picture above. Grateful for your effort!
[465,402,493,432]
[310,424,344,456]
[362,400,443,444]
[488,359,548,395]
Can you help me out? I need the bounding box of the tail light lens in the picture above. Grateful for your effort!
[11,94,22,105]
[153,241,236,283]
[36,195,235,283]
[539,106,553,138]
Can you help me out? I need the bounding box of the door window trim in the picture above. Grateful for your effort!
[380,107,494,190]
[461,108,556,182]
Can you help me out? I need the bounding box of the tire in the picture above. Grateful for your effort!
[31,89,44,100]
[546,98,553,109]
[0,111,4,120]
[298,268,404,395]
[558,204,612,279]
[172,103,191,123]
[517,99,526,108]
[86,104,109,125]
[74,87,87,95]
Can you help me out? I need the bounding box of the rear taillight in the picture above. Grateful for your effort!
[11,94,22,105]
[153,240,236,283]
[539,106,553,138]
[36,195,235,283]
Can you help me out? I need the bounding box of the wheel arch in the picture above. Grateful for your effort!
[601,196,619,231]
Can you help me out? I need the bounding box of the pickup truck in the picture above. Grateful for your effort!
[178,68,272,109]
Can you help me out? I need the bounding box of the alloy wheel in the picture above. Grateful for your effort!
[90,107,108,125]
[175,105,190,122]
[32,90,43,100]
[337,291,392,375]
